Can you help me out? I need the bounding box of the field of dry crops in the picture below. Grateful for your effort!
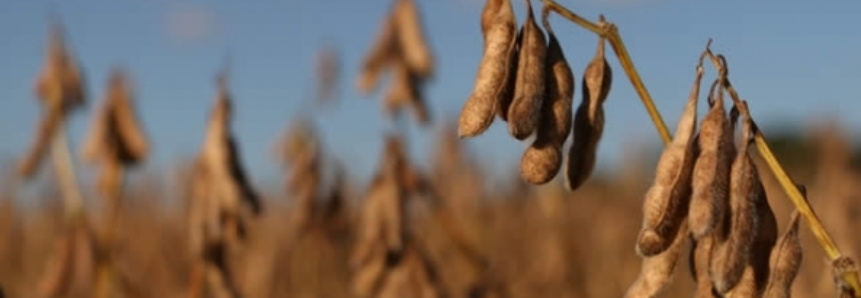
[1,0,860,298]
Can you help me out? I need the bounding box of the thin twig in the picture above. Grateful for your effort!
[537,0,861,295]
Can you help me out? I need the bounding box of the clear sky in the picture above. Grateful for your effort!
[1,0,860,191]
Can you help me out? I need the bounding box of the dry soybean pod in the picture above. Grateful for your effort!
[496,30,520,122]
[564,19,612,191]
[635,56,705,257]
[724,183,777,298]
[393,0,435,78]
[480,0,503,38]
[762,187,804,298]
[104,68,149,163]
[726,101,779,298]
[356,5,398,96]
[688,58,734,239]
[711,100,765,294]
[506,0,547,140]
[519,6,573,185]
[382,59,429,126]
[624,222,690,298]
[458,0,517,138]
[689,235,719,298]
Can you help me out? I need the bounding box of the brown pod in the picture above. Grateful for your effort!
[564,34,612,191]
[485,0,517,124]
[689,78,734,239]
[393,0,435,78]
[356,5,399,95]
[36,21,86,110]
[623,222,690,298]
[109,71,149,164]
[635,62,703,257]
[519,10,573,185]
[81,68,149,166]
[711,100,769,294]
[200,73,262,222]
[724,178,777,298]
[382,60,430,126]
[506,0,546,140]
[20,22,86,179]
[480,0,503,36]
[689,236,718,298]
[762,206,802,298]
[495,30,520,122]
[458,0,517,137]
[728,104,779,298]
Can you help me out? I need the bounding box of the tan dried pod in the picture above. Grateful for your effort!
[353,135,408,267]
[382,59,430,125]
[519,8,573,185]
[481,0,519,123]
[623,222,690,298]
[352,250,387,297]
[506,0,546,140]
[480,0,501,36]
[19,21,87,179]
[81,68,149,168]
[458,0,517,137]
[36,21,86,110]
[711,100,768,294]
[762,202,803,298]
[356,6,399,95]
[689,235,718,298]
[198,73,262,244]
[635,60,705,257]
[564,24,612,191]
[725,192,777,298]
[380,136,409,252]
[393,0,435,78]
[689,67,734,239]
[495,31,520,122]
[106,70,148,164]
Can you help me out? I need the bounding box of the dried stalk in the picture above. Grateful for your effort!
[537,0,861,294]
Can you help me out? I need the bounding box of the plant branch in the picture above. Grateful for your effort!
[539,0,861,295]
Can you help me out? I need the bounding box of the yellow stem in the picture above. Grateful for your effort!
[538,0,861,295]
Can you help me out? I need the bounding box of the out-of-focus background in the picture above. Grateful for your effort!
[1,0,860,297]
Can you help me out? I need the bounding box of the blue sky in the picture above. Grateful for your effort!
[1,0,860,192]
